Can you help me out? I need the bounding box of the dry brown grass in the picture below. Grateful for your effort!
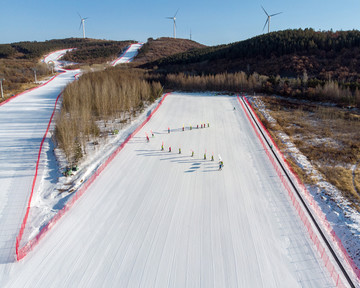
[0,59,52,102]
[355,165,360,194]
[251,96,360,207]
[319,166,357,198]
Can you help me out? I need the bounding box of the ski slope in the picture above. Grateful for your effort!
[111,43,143,66]
[43,48,76,71]
[0,51,79,264]
[1,93,337,287]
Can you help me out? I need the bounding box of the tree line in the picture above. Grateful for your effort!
[55,67,162,164]
[163,72,360,108]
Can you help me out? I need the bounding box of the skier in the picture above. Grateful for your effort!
[207,122,210,127]
[219,161,223,170]
[234,106,236,110]
[211,155,214,161]
[168,127,170,134]
[179,148,181,154]
[204,153,206,160]
[197,124,199,129]
[191,150,194,157]
[169,146,171,152]
[161,144,164,151]
[190,125,192,130]
[146,135,149,142]
[182,125,184,131]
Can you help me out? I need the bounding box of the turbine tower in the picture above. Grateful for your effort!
[78,13,88,39]
[166,9,179,39]
[261,6,282,33]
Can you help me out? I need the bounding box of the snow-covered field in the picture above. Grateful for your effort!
[0,92,342,287]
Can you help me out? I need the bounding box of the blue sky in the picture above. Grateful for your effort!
[0,0,359,46]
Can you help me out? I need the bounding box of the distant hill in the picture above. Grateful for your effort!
[0,38,135,63]
[134,37,206,65]
[146,29,360,82]
[0,38,134,101]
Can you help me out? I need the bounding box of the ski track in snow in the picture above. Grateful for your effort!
[111,43,143,66]
[0,92,338,287]
[0,49,79,265]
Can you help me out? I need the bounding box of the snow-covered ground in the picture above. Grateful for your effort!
[0,50,79,264]
[111,43,144,66]
[0,93,342,287]
[21,98,163,249]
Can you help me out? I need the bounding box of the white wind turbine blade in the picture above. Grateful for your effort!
[174,8,179,18]
[270,12,282,17]
[78,12,83,29]
[262,18,268,31]
[261,6,269,17]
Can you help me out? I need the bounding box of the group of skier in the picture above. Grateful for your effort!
[147,125,224,171]
[167,123,210,134]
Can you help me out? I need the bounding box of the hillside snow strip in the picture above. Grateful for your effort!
[42,48,76,71]
[0,93,340,287]
[111,43,144,66]
[0,50,79,264]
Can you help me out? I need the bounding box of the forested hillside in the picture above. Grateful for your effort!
[148,29,360,81]
[61,40,135,64]
[0,38,134,61]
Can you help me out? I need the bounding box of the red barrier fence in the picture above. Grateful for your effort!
[16,93,170,260]
[16,90,63,259]
[238,95,350,288]
[242,96,360,282]
[0,72,64,107]
[1,48,77,108]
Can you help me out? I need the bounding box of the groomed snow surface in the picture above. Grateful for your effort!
[111,43,144,66]
[0,93,338,287]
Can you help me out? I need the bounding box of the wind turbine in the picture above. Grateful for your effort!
[78,13,88,39]
[261,6,282,34]
[166,9,179,39]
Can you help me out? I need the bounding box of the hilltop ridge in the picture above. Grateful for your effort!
[146,29,360,82]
